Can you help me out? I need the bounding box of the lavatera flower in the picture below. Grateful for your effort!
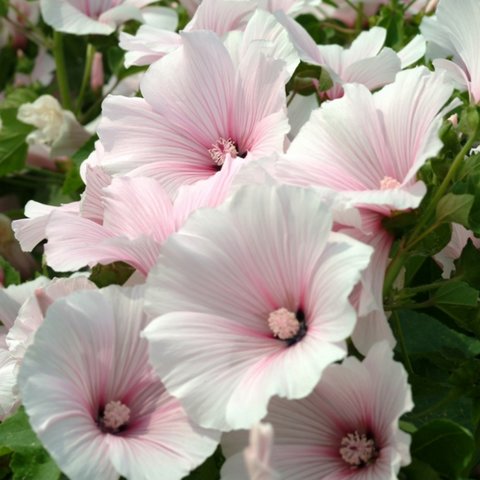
[40,0,176,36]
[18,285,220,480]
[143,184,373,431]
[221,342,413,480]
[96,30,289,196]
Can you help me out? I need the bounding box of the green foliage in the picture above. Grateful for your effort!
[0,109,34,177]
[0,0,9,17]
[436,193,474,227]
[0,408,61,480]
[410,420,475,478]
[0,257,20,286]
[89,261,135,287]
[183,447,224,480]
[62,134,97,198]
[0,47,16,91]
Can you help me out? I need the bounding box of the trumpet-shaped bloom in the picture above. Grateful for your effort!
[278,67,454,215]
[14,154,244,275]
[277,67,453,352]
[221,342,413,479]
[275,16,425,99]
[420,0,480,103]
[40,0,174,35]
[0,276,94,419]
[98,31,289,195]
[143,185,373,431]
[120,0,314,67]
[18,286,220,480]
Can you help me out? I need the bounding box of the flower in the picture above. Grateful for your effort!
[276,15,425,99]
[276,67,454,352]
[17,95,89,158]
[420,0,480,103]
[221,342,413,479]
[18,285,219,480]
[39,0,175,36]
[0,276,95,419]
[98,30,289,195]
[143,185,373,431]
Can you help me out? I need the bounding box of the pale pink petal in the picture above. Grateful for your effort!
[144,185,373,430]
[40,0,116,35]
[44,212,160,275]
[120,27,181,67]
[185,0,255,34]
[12,200,80,252]
[101,177,175,243]
[397,34,426,68]
[19,286,219,480]
[0,277,49,329]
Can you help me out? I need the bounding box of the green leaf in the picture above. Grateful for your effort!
[436,193,474,227]
[89,261,135,287]
[411,223,452,257]
[433,281,478,308]
[400,458,441,480]
[0,47,16,91]
[458,106,480,136]
[62,135,97,198]
[0,408,61,480]
[0,109,34,176]
[398,310,480,357]
[454,240,480,289]
[11,449,60,480]
[410,419,475,478]
[0,1,9,18]
[0,256,20,286]
[0,408,42,450]
[0,88,38,110]
[183,447,224,480]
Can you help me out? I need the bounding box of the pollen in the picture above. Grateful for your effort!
[99,400,131,433]
[208,137,238,167]
[339,431,377,467]
[267,308,301,340]
[379,176,401,190]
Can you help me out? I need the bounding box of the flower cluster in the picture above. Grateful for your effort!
[1,0,480,479]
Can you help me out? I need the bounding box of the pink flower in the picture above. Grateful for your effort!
[0,276,95,419]
[277,67,454,352]
[18,285,220,480]
[120,0,300,70]
[40,0,174,35]
[143,185,373,431]
[420,0,480,103]
[98,30,289,195]
[222,342,413,479]
[276,15,425,99]
[278,67,454,216]
[14,155,244,275]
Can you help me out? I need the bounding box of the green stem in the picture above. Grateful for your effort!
[402,277,458,295]
[408,128,479,247]
[383,241,408,298]
[383,127,479,297]
[52,31,73,111]
[392,311,414,375]
[76,43,96,116]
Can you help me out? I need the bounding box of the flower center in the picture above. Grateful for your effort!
[379,176,401,190]
[208,137,238,168]
[267,307,307,346]
[98,400,131,434]
[340,431,378,467]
